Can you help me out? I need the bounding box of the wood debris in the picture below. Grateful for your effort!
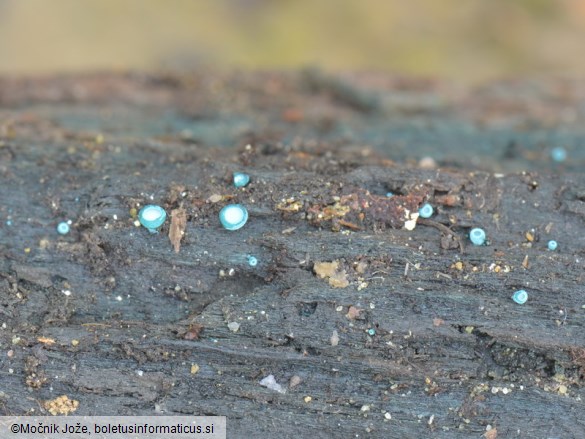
[313,260,349,288]
[43,395,79,415]
[346,306,362,320]
[169,207,187,253]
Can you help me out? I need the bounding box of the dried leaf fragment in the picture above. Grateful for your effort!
[314,261,340,278]
[313,260,349,288]
[169,207,187,253]
[328,270,349,288]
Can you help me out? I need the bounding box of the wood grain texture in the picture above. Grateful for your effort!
[0,72,584,438]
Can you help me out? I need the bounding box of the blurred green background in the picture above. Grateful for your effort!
[1,0,585,83]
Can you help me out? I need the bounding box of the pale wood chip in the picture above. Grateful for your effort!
[169,207,187,253]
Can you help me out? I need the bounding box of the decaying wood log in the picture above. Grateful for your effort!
[0,71,584,438]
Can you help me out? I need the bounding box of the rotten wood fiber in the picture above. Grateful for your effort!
[0,72,584,438]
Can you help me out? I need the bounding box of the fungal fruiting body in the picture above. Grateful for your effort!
[551,147,567,163]
[219,204,248,231]
[469,228,486,246]
[418,203,433,219]
[547,240,558,251]
[367,328,376,336]
[247,255,258,267]
[386,192,393,198]
[57,222,70,235]
[233,172,250,188]
[512,290,528,305]
[138,205,167,233]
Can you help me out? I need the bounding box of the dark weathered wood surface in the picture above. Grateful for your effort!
[1,72,585,438]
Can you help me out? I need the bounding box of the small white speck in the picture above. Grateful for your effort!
[330,330,339,346]
[8,368,13,374]
[136,370,144,376]
[113,214,118,220]
[384,412,392,420]
[116,296,122,301]
[62,289,72,296]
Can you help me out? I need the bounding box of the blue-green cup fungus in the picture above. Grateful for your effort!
[233,172,250,188]
[57,222,70,235]
[418,203,433,218]
[247,255,258,267]
[219,204,248,231]
[512,289,528,305]
[547,240,558,251]
[469,228,486,246]
[550,147,567,163]
[138,205,167,233]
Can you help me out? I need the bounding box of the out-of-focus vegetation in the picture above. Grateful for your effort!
[1,0,585,82]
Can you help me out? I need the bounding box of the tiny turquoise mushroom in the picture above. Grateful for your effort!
[386,192,394,198]
[138,205,167,233]
[57,222,70,235]
[219,204,248,231]
[367,328,376,336]
[419,203,433,218]
[469,228,486,246]
[233,172,250,188]
[547,240,558,251]
[247,255,258,267]
[550,147,567,163]
[512,289,528,305]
